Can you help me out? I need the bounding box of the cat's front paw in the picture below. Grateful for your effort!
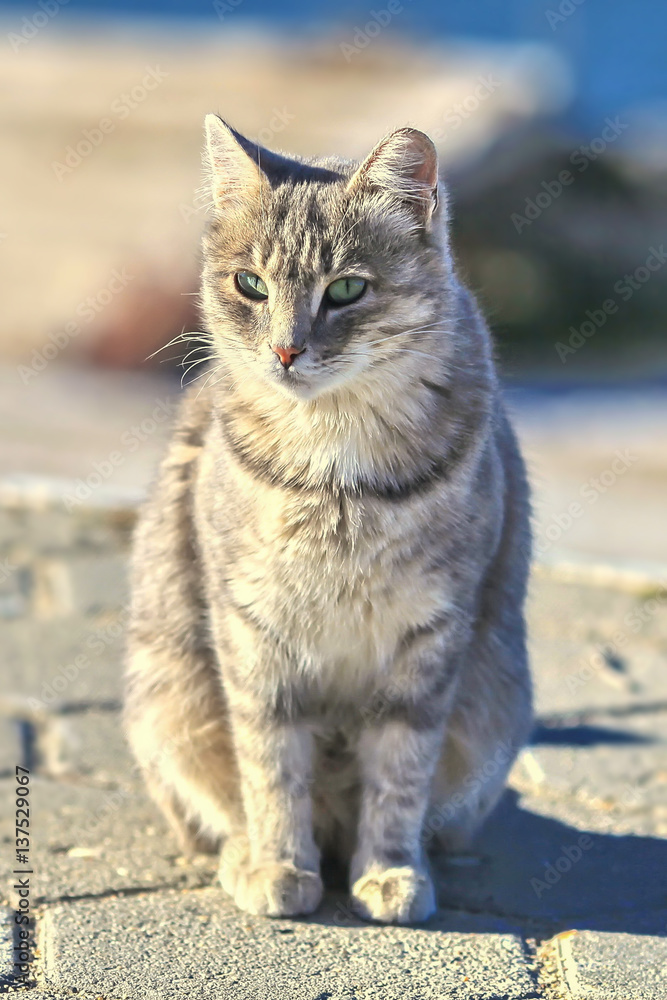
[351,864,436,924]
[237,862,323,917]
[222,856,323,917]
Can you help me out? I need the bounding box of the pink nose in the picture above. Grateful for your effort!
[272,345,304,368]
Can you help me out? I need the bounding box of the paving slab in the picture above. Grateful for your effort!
[516,709,667,837]
[527,577,667,716]
[0,777,216,905]
[554,929,667,999]
[40,888,541,1000]
[50,709,134,783]
[3,615,126,706]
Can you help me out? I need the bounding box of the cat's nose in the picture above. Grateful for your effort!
[272,345,304,369]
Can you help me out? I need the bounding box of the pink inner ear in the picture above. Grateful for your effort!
[346,127,439,212]
[413,154,437,189]
[408,135,438,191]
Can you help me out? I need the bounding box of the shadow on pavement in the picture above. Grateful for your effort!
[435,790,667,936]
[531,722,654,746]
[309,790,667,936]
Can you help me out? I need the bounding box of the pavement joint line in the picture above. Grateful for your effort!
[1,904,45,995]
[36,775,122,790]
[510,781,657,815]
[551,931,580,999]
[37,880,211,907]
[439,905,549,926]
[535,935,571,1000]
[37,701,123,717]
[0,770,121,791]
[34,906,51,995]
[533,554,667,594]
[518,934,547,999]
[537,699,667,724]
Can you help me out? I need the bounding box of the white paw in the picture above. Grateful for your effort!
[351,864,436,924]
[219,840,322,918]
[235,862,323,917]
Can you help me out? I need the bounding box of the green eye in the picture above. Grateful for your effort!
[235,271,268,300]
[325,277,367,306]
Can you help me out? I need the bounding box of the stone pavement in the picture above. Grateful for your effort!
[1,482,666,999]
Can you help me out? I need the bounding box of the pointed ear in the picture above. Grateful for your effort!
[204,114,265,212]
[347,127,440,222]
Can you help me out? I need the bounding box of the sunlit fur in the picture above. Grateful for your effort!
[125,119,532,925]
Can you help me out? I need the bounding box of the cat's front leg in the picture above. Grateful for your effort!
[350,708,447,924]
[220,705,323,917]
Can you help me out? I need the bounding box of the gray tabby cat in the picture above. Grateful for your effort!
[124,115,532,924]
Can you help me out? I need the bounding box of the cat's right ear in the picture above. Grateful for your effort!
[204,114,265,212]
[346,127,441,225]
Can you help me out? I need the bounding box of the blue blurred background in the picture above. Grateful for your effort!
[43,0,667,136]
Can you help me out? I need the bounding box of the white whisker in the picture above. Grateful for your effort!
[146,328,212,362]
[181,356,220,387]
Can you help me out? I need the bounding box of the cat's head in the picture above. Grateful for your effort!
[200,115,452,401]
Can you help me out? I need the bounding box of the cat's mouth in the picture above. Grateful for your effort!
[273,359,304,384]
[270,362,321,400]
[260,344,373,401]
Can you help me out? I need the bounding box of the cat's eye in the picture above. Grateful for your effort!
[325,277,367,306]
[235,271,269,301]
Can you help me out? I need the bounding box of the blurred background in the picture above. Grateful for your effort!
[1,0,666,569]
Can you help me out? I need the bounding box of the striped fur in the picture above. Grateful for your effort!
[124,118,532,924]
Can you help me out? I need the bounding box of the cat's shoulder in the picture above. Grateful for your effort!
[156,382,214,475]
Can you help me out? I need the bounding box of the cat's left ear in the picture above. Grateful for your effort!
[204,114,290,212]
[347,127,441,224]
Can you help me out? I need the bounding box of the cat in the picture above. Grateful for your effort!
[124,115,532,925]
